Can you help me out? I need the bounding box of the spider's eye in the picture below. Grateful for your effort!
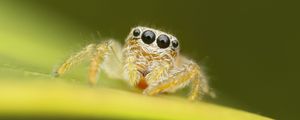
[133,28,140,37]
[172,40,179,48]
[141,30,156,44]
[156,34,170,49]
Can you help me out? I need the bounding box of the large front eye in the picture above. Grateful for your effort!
[141,30,156,44]
[156,34,170,49]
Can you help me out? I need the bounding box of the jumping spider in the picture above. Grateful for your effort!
[54,26,213,100]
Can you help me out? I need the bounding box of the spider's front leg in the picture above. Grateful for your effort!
[54,40,121,86]
[88,41,112,85]
[144,60,210,101]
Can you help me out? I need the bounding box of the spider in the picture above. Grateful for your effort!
[54,26,213,101]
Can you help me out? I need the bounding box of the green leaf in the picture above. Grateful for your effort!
[0,80,271,120]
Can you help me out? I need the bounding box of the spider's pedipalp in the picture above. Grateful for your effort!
[145,61,171,84]
[123,55,142,87]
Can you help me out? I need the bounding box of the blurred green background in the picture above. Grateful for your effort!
[0,0,299,119]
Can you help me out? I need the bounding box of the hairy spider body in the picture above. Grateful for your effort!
[54,26,212,100]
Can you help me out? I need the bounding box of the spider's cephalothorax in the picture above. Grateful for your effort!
[123,27,180,89]
[54,26,213,101]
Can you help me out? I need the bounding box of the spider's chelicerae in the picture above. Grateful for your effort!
[54,26,213,100]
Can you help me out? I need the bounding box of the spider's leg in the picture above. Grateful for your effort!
[88,40,122,86]
[144,61,210,101]
[188,70,208,101]
[53,44,96,77]
[88,41,109,85]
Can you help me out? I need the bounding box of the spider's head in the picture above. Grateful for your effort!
[126,26,180,58]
